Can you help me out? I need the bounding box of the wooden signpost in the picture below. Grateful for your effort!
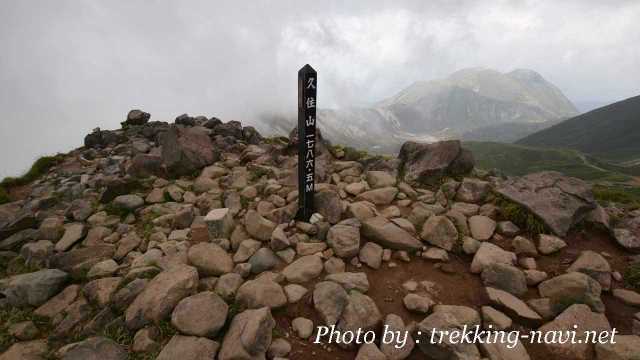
[297,64,317,222]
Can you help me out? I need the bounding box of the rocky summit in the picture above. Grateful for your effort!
[1,110,639,360]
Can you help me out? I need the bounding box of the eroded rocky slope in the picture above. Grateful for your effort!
[1,110,639,360]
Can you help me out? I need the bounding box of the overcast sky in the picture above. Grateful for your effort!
[1,0,639,178]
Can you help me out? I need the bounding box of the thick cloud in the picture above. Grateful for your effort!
[1,0,639,177]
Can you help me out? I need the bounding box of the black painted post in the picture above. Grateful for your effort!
[297,64,317,222]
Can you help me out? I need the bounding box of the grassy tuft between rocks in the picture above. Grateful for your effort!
[0,307,50,353]
[494,194,548,235]
[593,184,640,210]
[624,262,640,291]
[0,154,65,205]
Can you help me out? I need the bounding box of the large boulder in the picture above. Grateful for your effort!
[0,269,69,307]
[538,304,611,360]
[160,125,216,177]
[495,171,596,236]
[362,216,422,251]
[538,272,604,314]
[614,216,640,252]
[125,265,199,330]
[398,140,474,187]
[218,307,275,360]
[124,109,151,126]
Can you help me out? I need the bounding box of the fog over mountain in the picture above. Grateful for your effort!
[265,67,579,151]
[1,1,640,177]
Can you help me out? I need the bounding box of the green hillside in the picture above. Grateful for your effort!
[464,141,631,182]
[517,95,640,163]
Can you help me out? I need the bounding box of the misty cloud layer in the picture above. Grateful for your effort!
[1,0,639,178]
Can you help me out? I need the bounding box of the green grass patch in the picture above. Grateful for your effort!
[593,184,640,210]
[0,154,65,205]
[0,307,50,353]
[495,195,547,235]
[464,141,630,182]
[624,263,640,291]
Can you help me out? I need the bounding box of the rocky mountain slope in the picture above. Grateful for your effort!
[265,68,578,152]
[518,95,640,165]
[1,110,640,360]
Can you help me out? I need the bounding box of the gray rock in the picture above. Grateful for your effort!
[468,215,496,241]
[366,171,397,189]
[455,178,490,204]
[114,232,141,260]
[188,243,233,276]
[325,272,370,293]
[1,269,69,307]
[470,242,516,274]
[362,216,422,251]
[171,291,228,337]
[205,208,234,240]
[314,190,343,224]
[313,281,348,326]
[537,234,567,255]
[481,263,528,296]
[398,140,474,187]
[403,293,434,313]
[612,289,640,307]
[495,171,596,236]
[282,255,323,283]
[215,273,244,301]
[512,236,538,257]
[113,194,144,211]
[244,248,279,275]
[538,272,604,314]
[244,210,276,242]
[338,291,381,336]
[415,311,481,360]
[479,340,531,360]
[420,215,458,251]
[359,242,383,269]
[481,306,512,330]
[125,265,199,329]
[485,287,541,322]
[380,313,414,359]
[356,187,398,206]
[55,223,87,252]
[157,335,220,360]
[327,219,361,258]
[218,307,275,360]
[160,125,216,177]
[538,304,610,360]
[292,317,314,339]
[567,250,612,290]
[236,279,287,309]
[595,335,640,360]
[284,284,308,303]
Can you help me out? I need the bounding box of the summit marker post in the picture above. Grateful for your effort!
[296,64,317,222]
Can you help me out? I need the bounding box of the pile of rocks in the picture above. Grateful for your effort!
[0,109,639,360]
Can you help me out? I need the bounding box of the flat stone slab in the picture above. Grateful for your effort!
[495,171,595,236]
